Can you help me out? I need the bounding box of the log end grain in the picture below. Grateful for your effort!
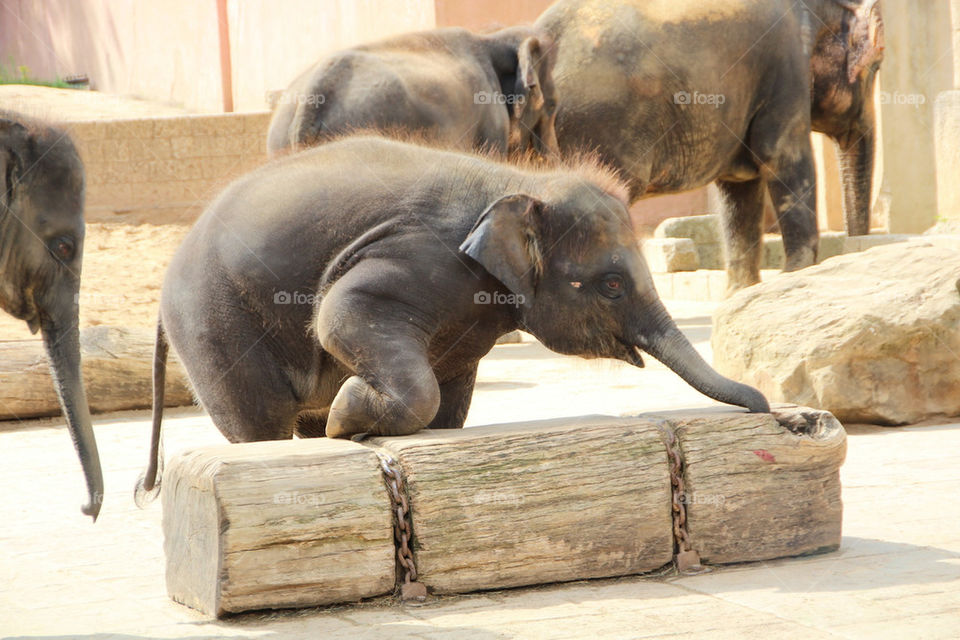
[162,439,395,616]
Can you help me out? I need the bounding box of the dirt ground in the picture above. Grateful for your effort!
[0,223,190,340]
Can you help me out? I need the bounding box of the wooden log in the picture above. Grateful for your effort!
[0,325,193,419]
[368,415,674,594]
[162,439,395,616]
[161,407,846,616]
[647,405,847,564]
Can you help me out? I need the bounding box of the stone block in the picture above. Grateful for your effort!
[643,238,699,272]
[654,214,721,245]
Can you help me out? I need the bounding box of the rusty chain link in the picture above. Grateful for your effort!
[660,426,709,575]
[377,453,428,602]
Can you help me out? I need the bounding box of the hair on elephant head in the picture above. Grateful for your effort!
[0,112,102,521]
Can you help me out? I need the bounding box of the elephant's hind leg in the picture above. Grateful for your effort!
[428,365,478,429]
[180,327,302,443]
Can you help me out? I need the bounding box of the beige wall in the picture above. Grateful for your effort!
[877,0,955,233]
[434,0,551,29]
[227,0,434,112]
[0,0,224,112]
[0,0,434,113]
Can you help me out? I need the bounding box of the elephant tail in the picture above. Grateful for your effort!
[134,315,168,508]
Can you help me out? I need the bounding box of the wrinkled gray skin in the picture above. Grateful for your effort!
[136,136,767,503]
[536,0,884,290]
[0,113,102,520]
[266,26,559,159]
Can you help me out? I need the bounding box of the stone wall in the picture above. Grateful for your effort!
[74,113,270,224]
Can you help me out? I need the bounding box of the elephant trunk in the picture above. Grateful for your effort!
[837,114,877,236]
[40,290,103,521]
[635,298,769,413]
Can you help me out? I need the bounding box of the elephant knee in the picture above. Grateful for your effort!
[327,374,439,438]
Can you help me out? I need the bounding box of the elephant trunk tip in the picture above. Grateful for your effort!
[739,384,771,414]
[134,473,160,509]
[82,491,103,522]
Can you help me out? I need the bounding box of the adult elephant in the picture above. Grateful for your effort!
[536,0,884,290]
[267,26,559,159]
[1,113,103,520]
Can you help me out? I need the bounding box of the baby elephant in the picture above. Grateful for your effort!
[136,136,767,503]
[1,112,102,520]
[266,26,558,158]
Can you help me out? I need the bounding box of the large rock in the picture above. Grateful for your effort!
[712,240,960,425]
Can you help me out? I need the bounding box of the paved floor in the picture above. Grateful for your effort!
[2,303,959,638]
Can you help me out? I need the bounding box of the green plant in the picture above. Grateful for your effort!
[0,62,76,89]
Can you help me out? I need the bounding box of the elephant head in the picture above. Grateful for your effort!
[809,0,885,235]
[460,182,769,414]
[0,114,102,520]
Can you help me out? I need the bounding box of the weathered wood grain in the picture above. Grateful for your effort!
[161,407,846,615]
[368,415,674,594]
[646,405,846,564]
[162,439,395,616]
[0,325,193,419]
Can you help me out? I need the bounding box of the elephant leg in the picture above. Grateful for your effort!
[428,365,478,429]
[295,408,330,438]
[323,349,440,439]
[716,178,767,292]
[181,327,301,443]
[318,308,440,439]
[747,101,819,274]
[764,145,818,273]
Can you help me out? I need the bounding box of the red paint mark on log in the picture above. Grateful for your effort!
[753,449,776,463]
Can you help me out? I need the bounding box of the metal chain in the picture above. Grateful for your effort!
[660,426,708,575]
[377,453,428,602]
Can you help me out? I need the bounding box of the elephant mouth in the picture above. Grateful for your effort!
[616,338,645,368]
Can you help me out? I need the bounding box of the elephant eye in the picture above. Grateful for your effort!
[599,273,625,299]
[50,236,75,263]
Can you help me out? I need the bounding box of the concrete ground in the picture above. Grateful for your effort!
[2,302,959,639]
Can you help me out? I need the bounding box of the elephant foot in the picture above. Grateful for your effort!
[326,375,437,439]
[783,245,817,272]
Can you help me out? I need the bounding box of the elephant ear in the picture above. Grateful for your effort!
[514,37,545,119]
[845,0,884,83]
[459,194,544,304]
[0,119,28,213]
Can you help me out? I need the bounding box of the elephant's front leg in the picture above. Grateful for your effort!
[428,365,478,429]
[764,139,819,273]
[326,366,440,439]
[315,269,441,439]
[717,177,767,292]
